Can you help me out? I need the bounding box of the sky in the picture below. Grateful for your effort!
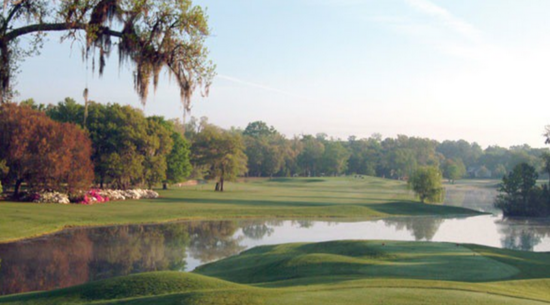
[14,0,550,148]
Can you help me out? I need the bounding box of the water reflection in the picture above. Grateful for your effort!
[497,218,550,251]
[383,217,444,241]
[0,224,190,295]
[0,215,549,295]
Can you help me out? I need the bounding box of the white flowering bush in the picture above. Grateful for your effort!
[33,192,71,204]
[98,189,159,201]
[28,189,159,204]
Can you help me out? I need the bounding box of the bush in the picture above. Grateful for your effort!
[32,192,71,204]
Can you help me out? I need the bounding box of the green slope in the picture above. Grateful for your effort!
[2,241,549,305]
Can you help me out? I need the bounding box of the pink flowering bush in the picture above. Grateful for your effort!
[79,189,110,205]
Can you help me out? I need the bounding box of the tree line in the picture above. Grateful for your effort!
[1,99,549,196]
[184,119,549,183]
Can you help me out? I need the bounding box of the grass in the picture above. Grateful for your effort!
[0,177,483,243]
[1,240,549,305]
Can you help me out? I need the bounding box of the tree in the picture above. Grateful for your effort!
[0,1,215,105]
[408,166,444,203]
[142,117,173,189]
[243,121,276,138]
[0,158,7,194]
[243,121,286,177]
[442,159,466,183]
[0,103,94,195]
[191,123,247,191]
[297,135,324,177]
[320,141,350,176]
[542,153,550,183]
[494,163,545,217]
[545,125,550,145]
[165,131,192,188]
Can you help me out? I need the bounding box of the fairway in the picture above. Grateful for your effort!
[0,177,482,243]
[1,240,548,305]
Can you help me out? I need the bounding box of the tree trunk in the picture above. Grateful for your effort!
[215,182,219,191]
[220,176,224,192]
[14,179,22,197]
[163,183,167,190]
[0,40,11,103]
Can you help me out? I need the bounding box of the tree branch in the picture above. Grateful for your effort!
[5,22,123,41]
[2,2,23,32]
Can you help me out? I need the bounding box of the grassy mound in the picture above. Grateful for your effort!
[0,271,245,304]
[1,241,549,304]
[195,240,550,285]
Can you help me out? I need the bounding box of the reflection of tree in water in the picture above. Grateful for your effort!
[0,223,190,295]
[187,221,245,263]
[383,217,444,241]
[497,219,550,251]
[291,220,314,228]
[240,221,275,240]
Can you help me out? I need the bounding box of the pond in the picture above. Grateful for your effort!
[0,214,549,295]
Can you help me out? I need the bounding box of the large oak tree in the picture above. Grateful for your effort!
[0,0,214,106]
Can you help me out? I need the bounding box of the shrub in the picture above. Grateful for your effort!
[32,192,70,204]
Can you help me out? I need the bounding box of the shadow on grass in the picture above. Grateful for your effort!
[365,202,484,216]
[157,197,331,207]
[268,178,325,183]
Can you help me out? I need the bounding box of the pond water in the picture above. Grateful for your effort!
[1,214,549,295]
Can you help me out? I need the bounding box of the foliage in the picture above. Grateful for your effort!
[0,0,215,106]
[142,117,174,189]
[494,163,550,217]
[243,121,286,177]
[165,131,192,184]
[442,159,466,183]
[320,140,350,176]
[0,103,94,195]
[297,135,325,177]
[46,100,190,189]
[408,166,444,203]
[0,159,7,194]
[191,122,247,191]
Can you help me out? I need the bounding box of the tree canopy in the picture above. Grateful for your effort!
[408,166,444,203]
[0,0,215,106]
[0,103,94,195]
[191,122,247,191]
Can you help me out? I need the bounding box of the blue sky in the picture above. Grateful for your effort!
[15,0,550,148]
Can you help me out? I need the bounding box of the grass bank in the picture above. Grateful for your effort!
[2,240,548,304]
[0,177,482,243]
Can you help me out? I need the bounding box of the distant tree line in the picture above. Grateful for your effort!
[184,119,548,183]
[1,98,549,196]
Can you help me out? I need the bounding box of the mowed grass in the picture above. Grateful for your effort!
[0,177,482,242]
[1,241,549,305]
